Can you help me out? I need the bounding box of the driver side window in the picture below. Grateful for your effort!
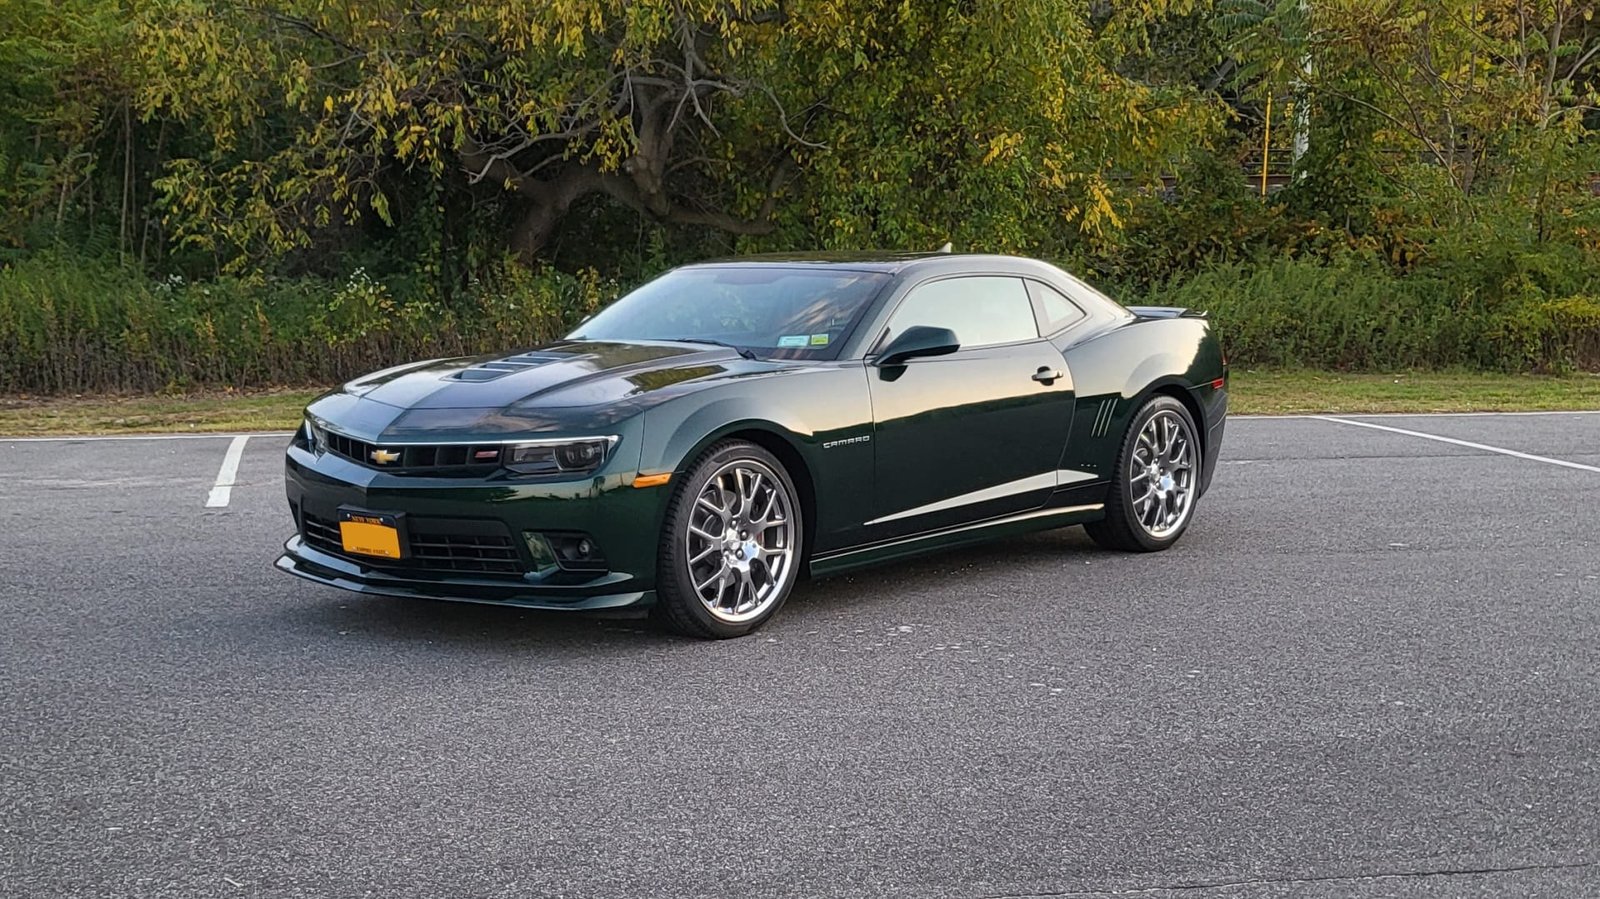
[882,276,1038,350]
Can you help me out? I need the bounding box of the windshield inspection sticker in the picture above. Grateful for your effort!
[809,334,831,346]
[777,335,809,348]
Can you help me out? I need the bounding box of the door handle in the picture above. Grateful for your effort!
[1031,367,1063,385]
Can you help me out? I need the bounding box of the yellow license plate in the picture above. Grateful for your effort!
[339,519,402,559]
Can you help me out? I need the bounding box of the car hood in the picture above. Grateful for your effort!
[308,340,795,441]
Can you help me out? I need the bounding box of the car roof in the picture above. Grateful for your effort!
[683,251,1056,276]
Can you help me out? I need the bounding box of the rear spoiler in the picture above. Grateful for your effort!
[1125,305,1208,320]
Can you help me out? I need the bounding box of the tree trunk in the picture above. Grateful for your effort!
[503,165,610,265]
[511,200,562,266]
[489,154,788,266]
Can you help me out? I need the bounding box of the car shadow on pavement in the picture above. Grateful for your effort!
[269,525,1105,648]
[272,590,674,650]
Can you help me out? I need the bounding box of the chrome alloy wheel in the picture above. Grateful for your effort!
[1130,410,1197,539]
[684,459,797,624]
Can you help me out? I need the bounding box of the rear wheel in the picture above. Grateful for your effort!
[1085,395,1201,552]
[654,440,803,638]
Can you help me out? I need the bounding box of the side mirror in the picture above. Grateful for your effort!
[877,326,960,366]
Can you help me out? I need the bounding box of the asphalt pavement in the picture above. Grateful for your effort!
[2,413,1598,898]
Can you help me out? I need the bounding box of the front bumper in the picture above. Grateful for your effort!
[276,538,652,610]
[277,441,665,611]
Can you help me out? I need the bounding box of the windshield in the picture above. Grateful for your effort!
[570,266,891,360]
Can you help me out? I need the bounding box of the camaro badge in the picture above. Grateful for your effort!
[370,448,401,465]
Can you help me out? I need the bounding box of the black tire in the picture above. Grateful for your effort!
[654,440,805,639]
[1085,395,1202,553]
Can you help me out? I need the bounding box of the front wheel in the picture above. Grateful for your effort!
[654,440,804,638]
[1085,395,1201,552]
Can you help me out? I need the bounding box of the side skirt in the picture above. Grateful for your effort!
[809,502,1105,579]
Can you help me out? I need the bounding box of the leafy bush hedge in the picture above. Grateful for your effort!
[0,255,610,393]
[3,249,1598,395]
[1139,251,1600,373]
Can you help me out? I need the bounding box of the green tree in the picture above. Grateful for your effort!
[134,0,1221,269]
[0,0,146,257]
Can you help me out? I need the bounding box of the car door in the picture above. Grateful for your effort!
[865,275,1076,539]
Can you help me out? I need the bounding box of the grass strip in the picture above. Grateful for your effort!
[2,371,1597,437]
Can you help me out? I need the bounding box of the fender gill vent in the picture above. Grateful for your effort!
[1092,398,1117,437]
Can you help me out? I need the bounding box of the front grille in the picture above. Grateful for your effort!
[315,428,503,476]
[300,511,525,576]
[409,530,522,573]
[302,510,343,550]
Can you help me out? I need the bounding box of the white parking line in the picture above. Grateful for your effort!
[1235,409,1600,420]
[2,432,292,442]
[204,436,251,507]
[1316,415,1600,473]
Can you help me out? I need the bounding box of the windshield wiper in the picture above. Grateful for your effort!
[669,337,757,360]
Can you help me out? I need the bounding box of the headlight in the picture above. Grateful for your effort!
[301,418,321,453]
[504,437,617,475]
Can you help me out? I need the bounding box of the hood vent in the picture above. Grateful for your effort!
[448,351,571,382]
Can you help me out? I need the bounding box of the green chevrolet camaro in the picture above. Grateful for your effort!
[277,252,1228,637]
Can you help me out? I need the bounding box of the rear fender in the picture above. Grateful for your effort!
[1058,316,1218,485]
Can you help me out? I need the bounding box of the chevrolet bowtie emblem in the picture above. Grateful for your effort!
[369,448,401,465]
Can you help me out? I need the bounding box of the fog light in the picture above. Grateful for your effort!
[539,532,607,571]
